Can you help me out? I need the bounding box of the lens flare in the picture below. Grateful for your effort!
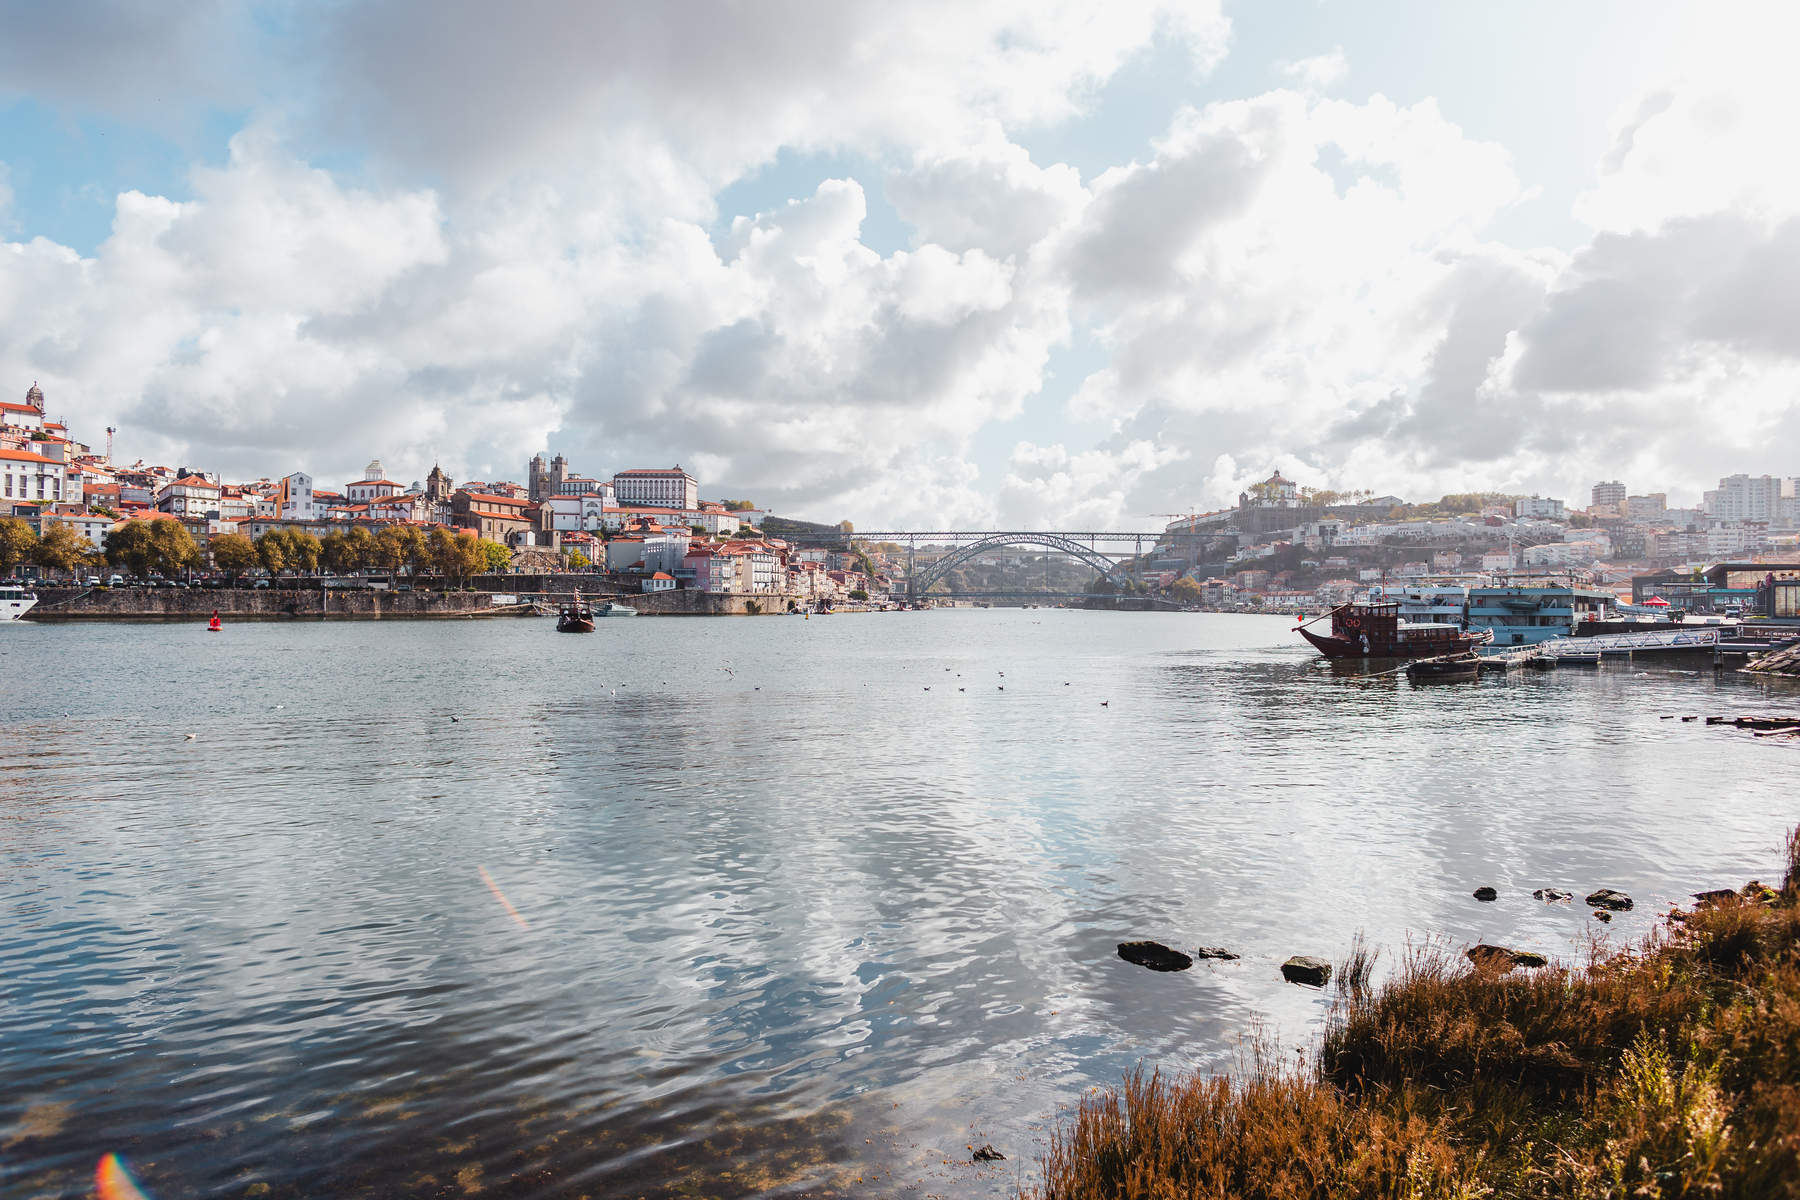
[477,864,532,930]
[96,1153,151,1200]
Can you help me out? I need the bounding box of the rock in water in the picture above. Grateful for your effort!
[1586,888,1633,911]
[1532,888,1573,903]
[1593,910,1613,922]
[1465,944,1548,972]
[1193,946,1240,961]
[1473,886,1498,901]
[972,1144,1005,1163]
[1117,941,1193,972]
[1693,888,1739,906]
[1280,956,1332,987]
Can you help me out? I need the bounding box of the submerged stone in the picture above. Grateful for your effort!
[1533,888,1573,903]
[1117,941,1192,972]
[972,1144,1005,1163]
[1193,946,1240,961]
[1473,886,1498,901]
[1280,956,1332,987]
[1586,888,1634,911]
[1466,944,1548,972]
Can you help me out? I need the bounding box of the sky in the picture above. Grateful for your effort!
[2,0,1797,527]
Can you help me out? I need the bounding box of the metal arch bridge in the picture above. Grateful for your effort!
[846,529,1198,598]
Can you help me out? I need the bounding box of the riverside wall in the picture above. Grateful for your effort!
[25,587,534,621]
[25,585,821,620]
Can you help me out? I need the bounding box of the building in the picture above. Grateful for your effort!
[1702,474,1784,524]
[155,474,220,517]
[1239,468,1300,508]
[344,473,403,503]
[451,489,539,545]
[0,382,48,432]
[1514,496,1566,521]
[1591,480,1627,512]
[613,466,699,510]
[1626,493,1666,523]
[277,471,315,520]
[0,446,70,504]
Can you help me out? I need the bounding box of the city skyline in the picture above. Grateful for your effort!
[3,3,1798,526]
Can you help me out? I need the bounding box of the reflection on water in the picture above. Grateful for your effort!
[2,611,1796,1197]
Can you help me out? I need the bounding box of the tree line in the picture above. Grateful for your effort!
[0,516,511,587]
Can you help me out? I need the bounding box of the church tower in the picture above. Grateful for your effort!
[25,382,45,413]
[426,463,452,504]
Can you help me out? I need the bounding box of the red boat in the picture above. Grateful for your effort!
[1298,600,1491,659]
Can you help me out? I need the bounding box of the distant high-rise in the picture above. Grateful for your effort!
[1591,480,1626,511]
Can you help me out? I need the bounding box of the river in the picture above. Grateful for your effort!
[2,609,1795,1197]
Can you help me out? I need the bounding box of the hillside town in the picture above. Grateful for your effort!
[0,383,893,605]
[1133,467,1800,619]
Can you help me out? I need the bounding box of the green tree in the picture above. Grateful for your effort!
[721,499,754,511]
[428,528,485,587]
[319,530,350,574]
[256,528,320,578]
[479,539,512,573]
[369,526,405,573]
[848,588,869,601]
[104,518,198,578]
[211,532,258,581]
[380,525,427,577]
[567,549,591,570]
[0,517,38,574]
[255,529,290,577]
[838,520,854,533]
[1169,576,1205,605]
[34,520,89,577]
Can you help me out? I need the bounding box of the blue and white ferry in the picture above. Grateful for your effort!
[1464,585,1615,647]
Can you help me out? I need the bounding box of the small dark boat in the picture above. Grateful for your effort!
[1405,651,1482,681]
[556,592,595,633]
[1299,600,1491,660]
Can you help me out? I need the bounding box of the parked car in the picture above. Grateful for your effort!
[108,574,125,586]
[252,578,272,589]
[85,576,102,587]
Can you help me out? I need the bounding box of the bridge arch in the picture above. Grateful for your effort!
[910,532,1130,597]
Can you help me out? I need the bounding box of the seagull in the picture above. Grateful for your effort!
[451,716,460,722]
[1100,701,1109,707]
[184,733,196,740]
[958,687,965,692]
[923,686,930,691]
[1063,682,1071,686]
[997,685,1005,691]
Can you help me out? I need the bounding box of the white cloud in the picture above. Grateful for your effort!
[1276,48,1348,92]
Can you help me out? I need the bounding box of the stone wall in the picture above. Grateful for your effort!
[27,587,532,621]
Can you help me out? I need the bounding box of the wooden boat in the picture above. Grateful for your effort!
[1405,651,1482,681]
[556,592,595,633]
[1299,600,1491,660]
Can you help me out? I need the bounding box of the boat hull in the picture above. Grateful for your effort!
[1298,624,1487,660]
[556,616,595,633]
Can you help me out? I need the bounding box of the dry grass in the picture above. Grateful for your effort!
[1029,830,1800,1200]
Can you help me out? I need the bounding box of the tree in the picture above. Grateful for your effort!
[379,525,426,577]
[567,549,591,570]
[838,520,854,533]
[428,528,485,587]
[721,499,755,511]
[256,528,320,578]
[479,539,511,573]
[34,521,90,577]
[211,532,258,581]
[848,588,869,601]
[105,518,198,578]
[1169,576,1205,605]
[0,517,38,574]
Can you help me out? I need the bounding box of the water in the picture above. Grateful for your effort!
[3,610,1797,1198]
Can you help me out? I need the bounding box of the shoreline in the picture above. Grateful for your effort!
[1030,830,1800,1198]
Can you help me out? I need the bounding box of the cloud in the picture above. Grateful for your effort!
[1276,48,1348,92]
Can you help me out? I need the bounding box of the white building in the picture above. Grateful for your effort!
[1702,474,1783,523]
[1,446,67,504]
[0,382,48,432]
[156,474,220,517]
[277,471,315,521]
[344,475,403,503]
[612,466,699,510]
[1590,480,1627,511]
[1514,496,1566,521]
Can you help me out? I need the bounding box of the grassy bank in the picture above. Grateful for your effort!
[1032,829,1800,1199]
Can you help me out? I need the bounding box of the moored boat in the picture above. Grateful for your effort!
[1405,651,1482,681]
[556,592,596,632]
[1298,600,1490,660]
[596,601,638,618]
[1,584,38,621]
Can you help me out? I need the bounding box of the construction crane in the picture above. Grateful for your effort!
[1147,511,1203,569]
[106,426,116,463]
